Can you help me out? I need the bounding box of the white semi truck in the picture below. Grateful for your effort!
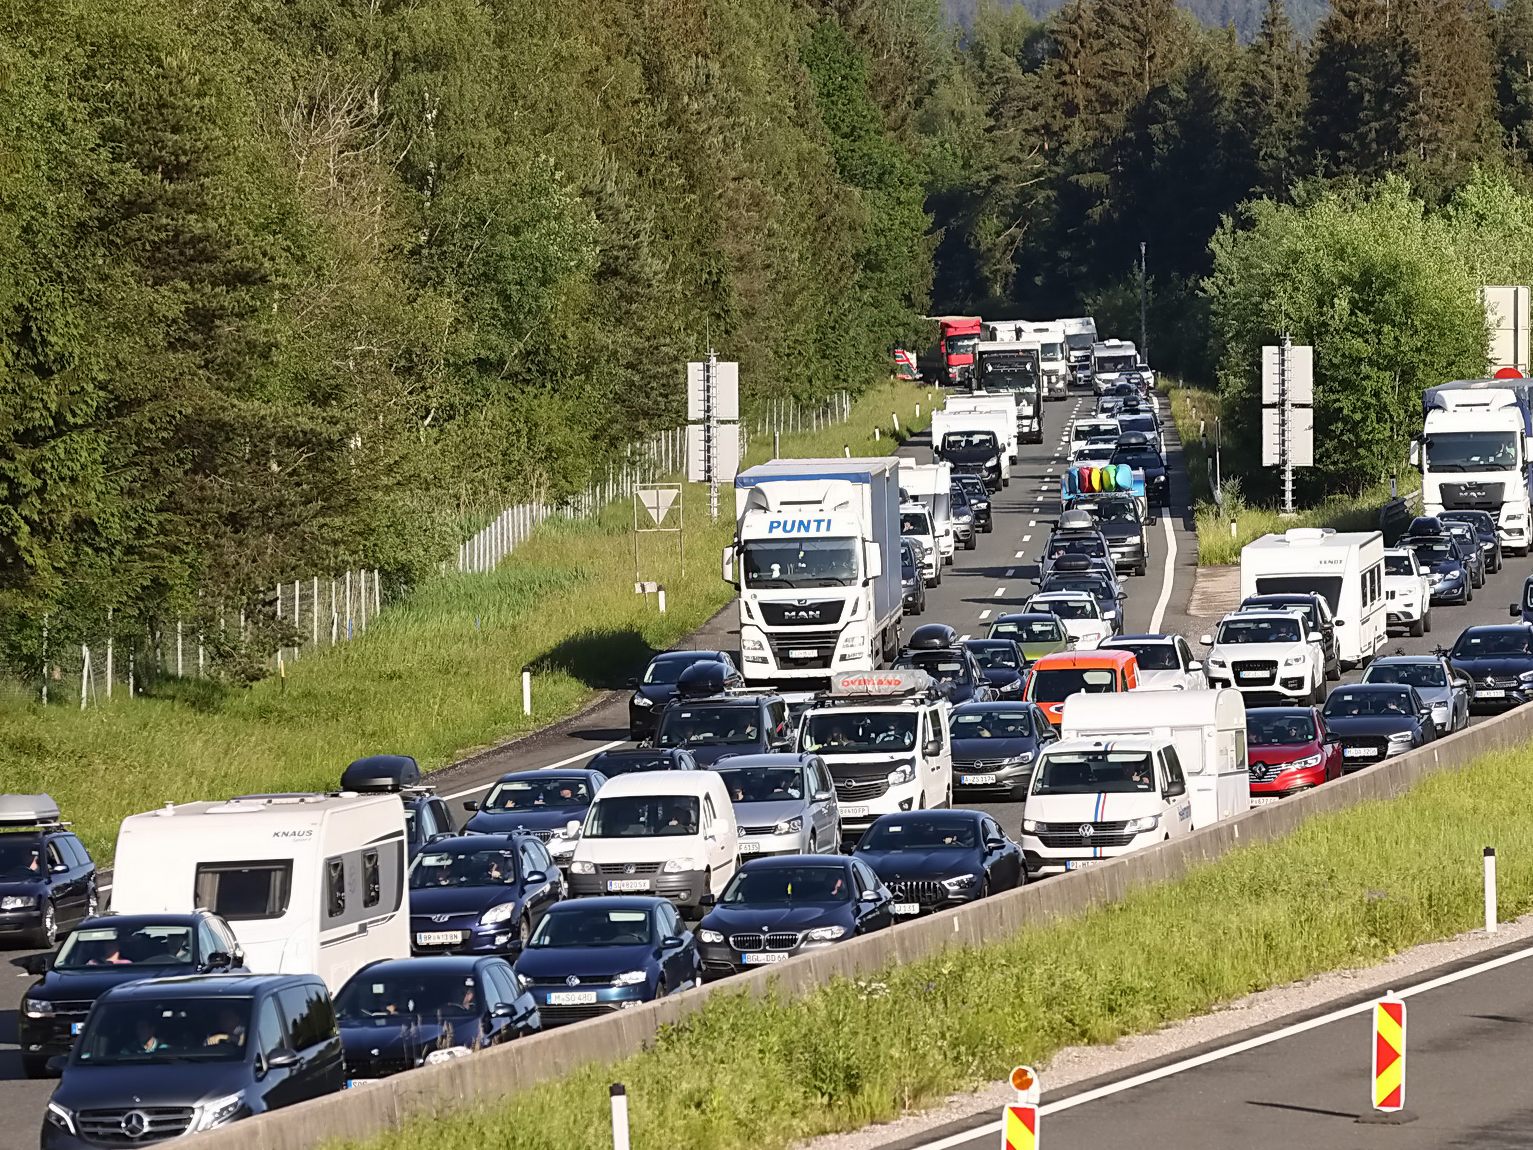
[1061,317,1098,383]
[724,459,904,684]
[1415,382,1533,556]
[1018,322,1070,400]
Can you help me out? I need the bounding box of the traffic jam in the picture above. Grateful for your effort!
[9,318,1533,1143]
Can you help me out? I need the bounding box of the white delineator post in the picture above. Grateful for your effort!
[1485,846,1498,934]
[522,669,532,716]
[657,587,667,615]
[610,1084,630,1150]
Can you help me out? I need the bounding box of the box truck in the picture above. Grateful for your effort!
[1415,381,1533,556]
[898,460,956,566]
[973,341,1043,442]
[723,459,903,683]
[1061,317,1098,383]
[1239,527,1387,669]
[944,393,1020,463]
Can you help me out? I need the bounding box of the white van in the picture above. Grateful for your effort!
[900,501,941,584]
[111,788,410,992]
[565,771,739,917]
[1019,737,1193,876]
[1060,689,1249,828]
[899,460,956,565]
[1240,527,1387,668]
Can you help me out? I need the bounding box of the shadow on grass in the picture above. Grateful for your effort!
[527,629,664,691]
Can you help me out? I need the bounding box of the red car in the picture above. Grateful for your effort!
[1245,706,1342,805]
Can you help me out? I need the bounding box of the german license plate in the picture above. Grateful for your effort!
[547,991,597,1006]
[841,806,868,818]
[738,841,761,854]
[789,649,817,659]
[606,879,650,892]
[1238,670,1264,680]
[1250,796,1280,806]
[1064,860,1097,870]
[415,930,462,946]
[742,952,787,965]
[891,902,921,916]
[960,774,997,786]
[1477,688,1506,698]
[1342,747,1375,758]
[70,1022,84,1036]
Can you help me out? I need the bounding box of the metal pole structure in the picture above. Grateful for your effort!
[106,607,114,699]
[1139,241,1149,363]
[1280,333,1295,515]
[707,347,720,522]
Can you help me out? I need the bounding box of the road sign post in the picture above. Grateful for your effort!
[1001,1066,1039,1150]
[1359,994,1416,1124]
[632,482,684,596]
[686,352,739,522]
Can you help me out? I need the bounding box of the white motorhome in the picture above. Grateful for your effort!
[111,788,410,992]
[900,500,941,584]
[1019,736,1193,875]
[899,460,956,566]
[931,408,1012,487]
[1060,690,1249,828]
[1240,527,1387,669]
[1018,321,1070,399]
[1090,339,1140,395]
[944,393,1020,463]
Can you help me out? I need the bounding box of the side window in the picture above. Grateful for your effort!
[45,840,65,870]
[852,861,879,894]
[517,842,542,878]
[255,995,288,1061]
[769,701,788,739]
[1161,747,1186,789]
[279,984,335,1049]
[325,857,346,921]
[481,965,514,1009]
[64,837,90,868]
[197,920,224,959]
[431,800,453,835]
[362,850,381,909]
[416,803,439,841]
[702,794,718,830]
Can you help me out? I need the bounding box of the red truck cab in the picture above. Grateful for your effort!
[937,316,982,388]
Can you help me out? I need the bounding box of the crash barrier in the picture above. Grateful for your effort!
[181,702,1533,1150]
[1379,492,1421,546]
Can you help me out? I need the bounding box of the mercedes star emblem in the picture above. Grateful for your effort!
[1078,823,1095,839]
[120,1111,149,1139]
[566,975,580,987]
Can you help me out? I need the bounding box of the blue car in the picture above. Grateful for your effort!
[852,810,1024,918]
[961,639,1028,699]
[587,748,700,777]
[513,897,699,1026]
[1408,536,1472,605]
[1448,624,1533,710]
[462,770,605,841]
[1319,683,1435,771]
[408,834,566,955]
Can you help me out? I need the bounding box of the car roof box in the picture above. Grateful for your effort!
[907,623,959,650]
[0,793,62,827]
[675,660,736,699]
[1057,509,1095,531]
[341,755,422,794]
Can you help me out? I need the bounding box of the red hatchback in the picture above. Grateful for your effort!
[1245,706,1342,805]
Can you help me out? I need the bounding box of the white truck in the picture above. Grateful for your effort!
[1415,382,1533,556]
[899,460,956,567]
[1239,527,1387,669]
[973,340,1043,442]
[1090,339,1141,395]
[724,458,904,683]
[1018,322,1070,400]
[944,393,1020,463]
[932,407,1012,489]
[1061,316,1098,384]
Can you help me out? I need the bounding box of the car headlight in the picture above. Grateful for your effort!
[1387,731,1416,747]
[1021,818,1038,833]
[1124,814,1160,833]
[886,763,916,786]
[774,816,803,835]
[1121,534,1142,545]
[423,1046,472,1065]
[1429,571,1445,583]
[632,695,654,708]
[1283,653,1308,666]
[941,873,980,891]
[699,928,724,943]
[1,895,37,910]
[45,1103,76,1136]
[1002,751,1034,767]
[23,998,54,1018]
[1287,751,1325,769]
[193,1091,246,1131]
[1518,671,1533,683]
[742,637,765,652]
[570,860,595,875]
[1208,657,1226,668]
[480,901,516,926]
[662,858,697,873]
[805,925,846,941]
[547,837,577,859]
[612,970,648,986]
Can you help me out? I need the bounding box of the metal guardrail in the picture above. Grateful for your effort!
[1379,489,1423,547]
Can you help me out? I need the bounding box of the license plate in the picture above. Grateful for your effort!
[1250,796,1280,806]
[1238,671,1265,680]
[960,774,997,786]
[738,841,761,854]
[789,649,817,659]
[415,930,463,946]
[891,902,921,916]
[547,991,598,1006]
[1477,688,1506,698]
[841,805,868,818]
[1343,747,1375,758]
[1064,860,1096,870]
[742,952,788,965]
[70,1022,84,1036]
[346,1080,376,1090]
[606,879,651,892]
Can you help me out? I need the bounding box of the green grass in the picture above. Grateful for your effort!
[334,743,1533,1150]
[0,382,932,860]
[1166,384,1418,566]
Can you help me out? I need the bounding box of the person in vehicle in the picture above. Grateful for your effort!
[204,1007,247,1048]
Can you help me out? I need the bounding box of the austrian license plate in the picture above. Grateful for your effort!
[547,991,598,1006]
[1250,796,1280,806]
[1238,670,1265,680]
[742,952,788,965]
[960,774,997,786]
[346,1080,376,1090]
[738,841,761,854]
[789,649,818,659]
[1343,747,1375,758]
[1064,860,1097,870]
[891,902,921,916]
[606,879,650,892]
[70,1022,84,1036]
[415,930,463,946]
[1478,688,1507,698]
[841,805,868,818]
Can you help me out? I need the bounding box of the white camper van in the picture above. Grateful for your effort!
[899,460,956,566]
[110,781,410,993]
[1059,689,1249,828]
[1240,528,1387,669]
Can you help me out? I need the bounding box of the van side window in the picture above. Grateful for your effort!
[279,983,335,1049]
[702,794,718,829]
[1161,747,1186,789]
[362,850,381,908]
[325,857,346,920]
[768,701,788,740]
[925,709,945,753]
[255,995,287,1061]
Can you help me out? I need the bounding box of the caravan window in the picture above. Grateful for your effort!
[362,850,381,908]
[325,857,346,920]
[194,861,293,922]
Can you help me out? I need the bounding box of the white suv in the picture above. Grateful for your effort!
[1199,609,1326,705]
[1382,547,1432,637]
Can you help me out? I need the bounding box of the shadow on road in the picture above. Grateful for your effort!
[1245,1100,1358,1121]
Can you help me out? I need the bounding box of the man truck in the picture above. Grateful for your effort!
[1416,380,1533,556]
[937,316,983,388]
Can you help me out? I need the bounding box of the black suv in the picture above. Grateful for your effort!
[42,973,345,1147]
[626,650,740,741]
[0,795,98,949]
[1110,432,1169,509]
[651,662,795,766]
[953,474,993,533]
[16,912,248,1078]
[891,624,994,705]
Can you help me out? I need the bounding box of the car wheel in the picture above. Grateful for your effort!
[30,900,57,949]
[1424,609,1432,634]
[965,534,977,551]
[517,913,532,950]
[1409,615,1424,638]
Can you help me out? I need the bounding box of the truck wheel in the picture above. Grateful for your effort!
[1409,614,1424,638]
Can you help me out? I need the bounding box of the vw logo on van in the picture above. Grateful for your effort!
[1078,824,1095,840]
[623,864,636,875]
[566,975,581,987]
[120,1111,149,1139]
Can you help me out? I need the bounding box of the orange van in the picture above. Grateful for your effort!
[1023,649,1141,726]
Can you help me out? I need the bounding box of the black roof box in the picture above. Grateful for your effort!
[675,660,740,699]
[907,623,959,650]
[341,755,421,794]
[1051,555,1096,573]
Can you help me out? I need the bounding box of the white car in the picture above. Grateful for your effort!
[1023,591,1110,650]
[1069,439,1119,468]
[1200,609,1326,705]
[1068,418,1120,457]
[1100,633,1207,691]
[1382,547,1432,637]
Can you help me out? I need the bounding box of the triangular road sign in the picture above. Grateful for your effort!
[639,487,679,525]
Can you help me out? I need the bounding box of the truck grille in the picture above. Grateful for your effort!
[764,628,840,669]
[757,601,844,628]
[887,879,945,906]
[729,932,802,951]
[596,862,662,875]
[1438,481,1505,511]
[1231,660,1278,686]
[833,777,890,803]
[1031,820,1136,849]
[77,1107,195,1143]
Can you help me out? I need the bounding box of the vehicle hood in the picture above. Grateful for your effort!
[980,668,1023,691]
[1134,669,1192,690]
[1017,639,1070,661]
[30,966,185,1002]
[1383,574,1425,592]
[682,742,763,767]
[699,903,851,934]
[409,886,520,917]
[1423,557,1465,577]
[1448,656,1533,680]
[514,943,656,982]
[951,737,1037,760]
[856,848,979,880]
[1025,791,1161,821]
[1211,641,1308,662]
[1321,715,1420,737]
[734,799,808,827]
[54,1062,251,1111]
[1056,618,1107,640]
[341,1018,473,1065]
[464,807,585,835]
[633,684,679,707]
[1096,521,1145,543]
[0,878,47,898]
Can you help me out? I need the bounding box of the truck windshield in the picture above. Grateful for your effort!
[1037,341,1064,361]
[1032,751,1155,794]
[741,539,858,589]
[944,335,979,357]
[1095,355,1136,374]
[1424,432,1519,472]
[801,711,917,753]
[1065,332,1095,350]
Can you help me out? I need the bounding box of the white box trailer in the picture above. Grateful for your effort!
[944,393,1019,463]
[1240,527,1387,668]
[898,460,956,565]
[1060,688,1250,828]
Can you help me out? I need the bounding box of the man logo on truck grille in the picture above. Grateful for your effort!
[1078,824,1094,840]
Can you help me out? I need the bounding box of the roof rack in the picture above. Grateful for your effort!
[812,668,943,706]
[0,794,66,831]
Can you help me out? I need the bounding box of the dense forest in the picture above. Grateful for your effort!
[943,0,1330,38]
[7,0,1533,677]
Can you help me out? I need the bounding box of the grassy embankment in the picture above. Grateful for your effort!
[0,382,931,859]
[334,742,1533,1150]
[1168,384,1418,566]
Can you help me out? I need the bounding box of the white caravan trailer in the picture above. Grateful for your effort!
[110,785,410,992]
[1240,527,1387,669]
[1060,689,1249,827]
[898,460,956,565]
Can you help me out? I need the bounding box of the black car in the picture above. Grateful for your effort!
[1071,492,1151,576]
[1319,683,1436,771]
[953,474,993,533]
[1441,510,1503,574]
[1408,536,1474,605]
[1441,521,1487,587]
[1110,434,1168,509]
[627,650,741,741]
[1447,624,1533,710]
[934,429,1005,492]
[334,955,540,1080]
[0,795,98,949]
[588,748,699,777]
[1038,561,1126,634]
[695,855,894,978]
[900,538,927,616]
[407,834,566,954]
[42,973,344,1148]
[853,810,1024,917]
[892,624,994,705]
[15,912,248,1078]
[652,674,796,766]
[462,769,606,870]
[1237,593,1341,681]
[341,755,458,861]
[962,639,1028,699]
[949,702,1057,801]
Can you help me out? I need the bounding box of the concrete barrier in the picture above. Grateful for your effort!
[180,702,1533,1150]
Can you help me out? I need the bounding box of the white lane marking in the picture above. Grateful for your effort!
[994,586,1007,598]
[905,940,1533,1150]
[1147,512,1178,632]
[959,633,971,641]
[1029,520,1036,527]
[979,609,991,620]
[1005,568,1016,577]
[1046,468,1055,474]
[1015,550,1025,559]
[1022,534,1031,543]
[444,739,627,799]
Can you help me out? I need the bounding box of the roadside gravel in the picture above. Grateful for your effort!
[797,910,1533,1150]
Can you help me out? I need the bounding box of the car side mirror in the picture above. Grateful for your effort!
[50,864,68,874]
[1148,514,1159,526]
[1199,634,1213,645]
[626,677,639,689]
[46,1055,68,1074]
[14,953,49,975]
[985,836,1005,850]
[661,935,684,949]
[526,871,547,884]
[813,790,834,802]
[1512,604,1522,617]
[699,893,716,908]
[1332,619,1345,627]
[462,800,478,811]
[204,951,233,971]
[565,820,583,838]
[1187,660,1202,672]
[860,890,879,902]
[264,1047,301,1072]
[1164,780,1186,798]
[492,1003,516,1018]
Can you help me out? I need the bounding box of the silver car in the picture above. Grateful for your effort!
[712,753,841,857]
[1361,654,1470,736]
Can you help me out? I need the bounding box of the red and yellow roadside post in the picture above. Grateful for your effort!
[1359,993,1417,1125]
[1002,1066,1040,1149]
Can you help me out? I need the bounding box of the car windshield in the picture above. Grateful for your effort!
[860,819,978,850]
[482,777,591,810]
[1218,617,1301,644]
[1112,449,1162,470]
[0,838,44,879]
[1033,751,1155,794]
[1072,423,1116,443]
[1044,576,1113,600]
[1119,416,1156,435]
[951,708,1035,738]
[1087,499,1139,524]
[1030,598,1095,620]
[54,925,195,970]
[900,511,932,536]
[957,478,988,500]
[410,847,520,889]
[741,538,858,589]
[967,645,1021,671]
[991,617,1065,643]
[720,865,851,904]
[586,795,700,838]
[1451,629,1533,657]
[1443,513,1492,534]
[76,997,252,1066]
[643,657,710,685]
[1384,554,1416,576]
[1027,668,1119,699]
[335,973,483,1023]
[714,766,806,803]
[1365,663,1447,689]
[893,651,972,685]
[1047,537,1108,560]
[1424,431,1518,472]
[1107,642,1176,670]
[802,711,917,753]
[1078,446,1116,463]
[1323,690,1416,718]
[528,906,653,948]
[1247,712,1319,745]
[1244,600,1317,627]
[656,704,761,747]
[594,753,681,776]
